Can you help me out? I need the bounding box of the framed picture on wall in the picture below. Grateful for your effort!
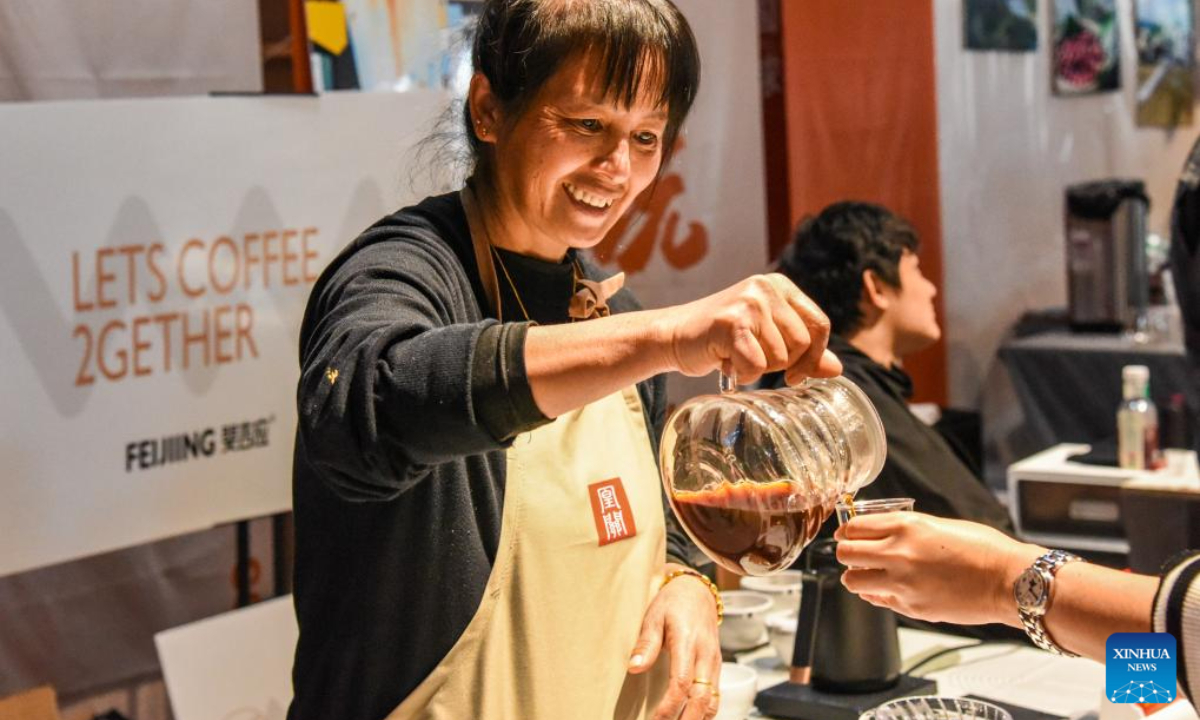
[307,0,361,91]
[309,0,480,94]
[964,0,1038,52]
[1052,0,1121,94]
[1135,0,1194,127]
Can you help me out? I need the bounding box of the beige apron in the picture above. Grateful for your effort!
[386,191,671,719]
[387,387,671,720]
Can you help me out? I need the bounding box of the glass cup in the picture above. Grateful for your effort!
[835,497,914,526]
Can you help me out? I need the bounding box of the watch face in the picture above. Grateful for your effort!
[1015,568,1048,609]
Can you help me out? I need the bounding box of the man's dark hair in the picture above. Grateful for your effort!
[777,201,920,336]
[466,0,700,189]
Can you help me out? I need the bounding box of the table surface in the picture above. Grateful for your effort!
[739,628,1196,720]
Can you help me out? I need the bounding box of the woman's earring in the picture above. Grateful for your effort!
[475,118,488,136]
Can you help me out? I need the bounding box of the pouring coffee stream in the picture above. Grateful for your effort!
[660,372,886,576]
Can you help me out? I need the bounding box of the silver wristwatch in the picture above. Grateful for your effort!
[1013,549,1084,657]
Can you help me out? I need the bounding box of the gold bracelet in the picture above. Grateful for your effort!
[662,568,724,626]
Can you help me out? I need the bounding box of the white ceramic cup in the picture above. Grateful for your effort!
[718,590,773,652]
[714,662,758,720]
[739,569,804,613]
[765,608,798,666]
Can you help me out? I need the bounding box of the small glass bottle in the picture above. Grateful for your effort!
[1117,365,1163,470]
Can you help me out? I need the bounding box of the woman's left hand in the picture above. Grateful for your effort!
[627,563,722,720]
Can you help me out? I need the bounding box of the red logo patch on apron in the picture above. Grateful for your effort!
[588,478,637,546]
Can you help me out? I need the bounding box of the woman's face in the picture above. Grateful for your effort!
[479,52,669,259]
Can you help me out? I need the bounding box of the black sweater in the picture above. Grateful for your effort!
[288,192,686,720]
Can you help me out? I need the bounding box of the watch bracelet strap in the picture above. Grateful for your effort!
[1035,549,1077,575]
[1019,549,1084,657]
[1020,607,1077,657]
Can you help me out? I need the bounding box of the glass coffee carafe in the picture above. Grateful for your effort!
[659,375,886,576]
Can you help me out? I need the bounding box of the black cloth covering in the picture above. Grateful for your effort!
[1170,135,1200,454]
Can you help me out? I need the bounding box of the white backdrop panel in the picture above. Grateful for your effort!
[0,91,447,577]
[0,0,262,101]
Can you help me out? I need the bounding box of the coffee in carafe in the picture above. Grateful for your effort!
[660,376,886,576]
[672,480,831,575]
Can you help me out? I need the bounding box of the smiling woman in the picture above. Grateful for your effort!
[466,47,673,260]
[287,3,843,720]
[458,18,693,270]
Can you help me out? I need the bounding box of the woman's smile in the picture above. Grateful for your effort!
[562,181,616,211]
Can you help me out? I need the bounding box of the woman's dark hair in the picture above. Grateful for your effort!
[776,202,920,336]
[467,0,700,187]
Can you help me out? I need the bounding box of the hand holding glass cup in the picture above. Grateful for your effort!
[835,497,915,526]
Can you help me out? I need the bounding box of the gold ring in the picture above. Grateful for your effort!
[691,678,712,686]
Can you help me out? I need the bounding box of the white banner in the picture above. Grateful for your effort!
[0,91,447,577]
[0,0,769,578]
